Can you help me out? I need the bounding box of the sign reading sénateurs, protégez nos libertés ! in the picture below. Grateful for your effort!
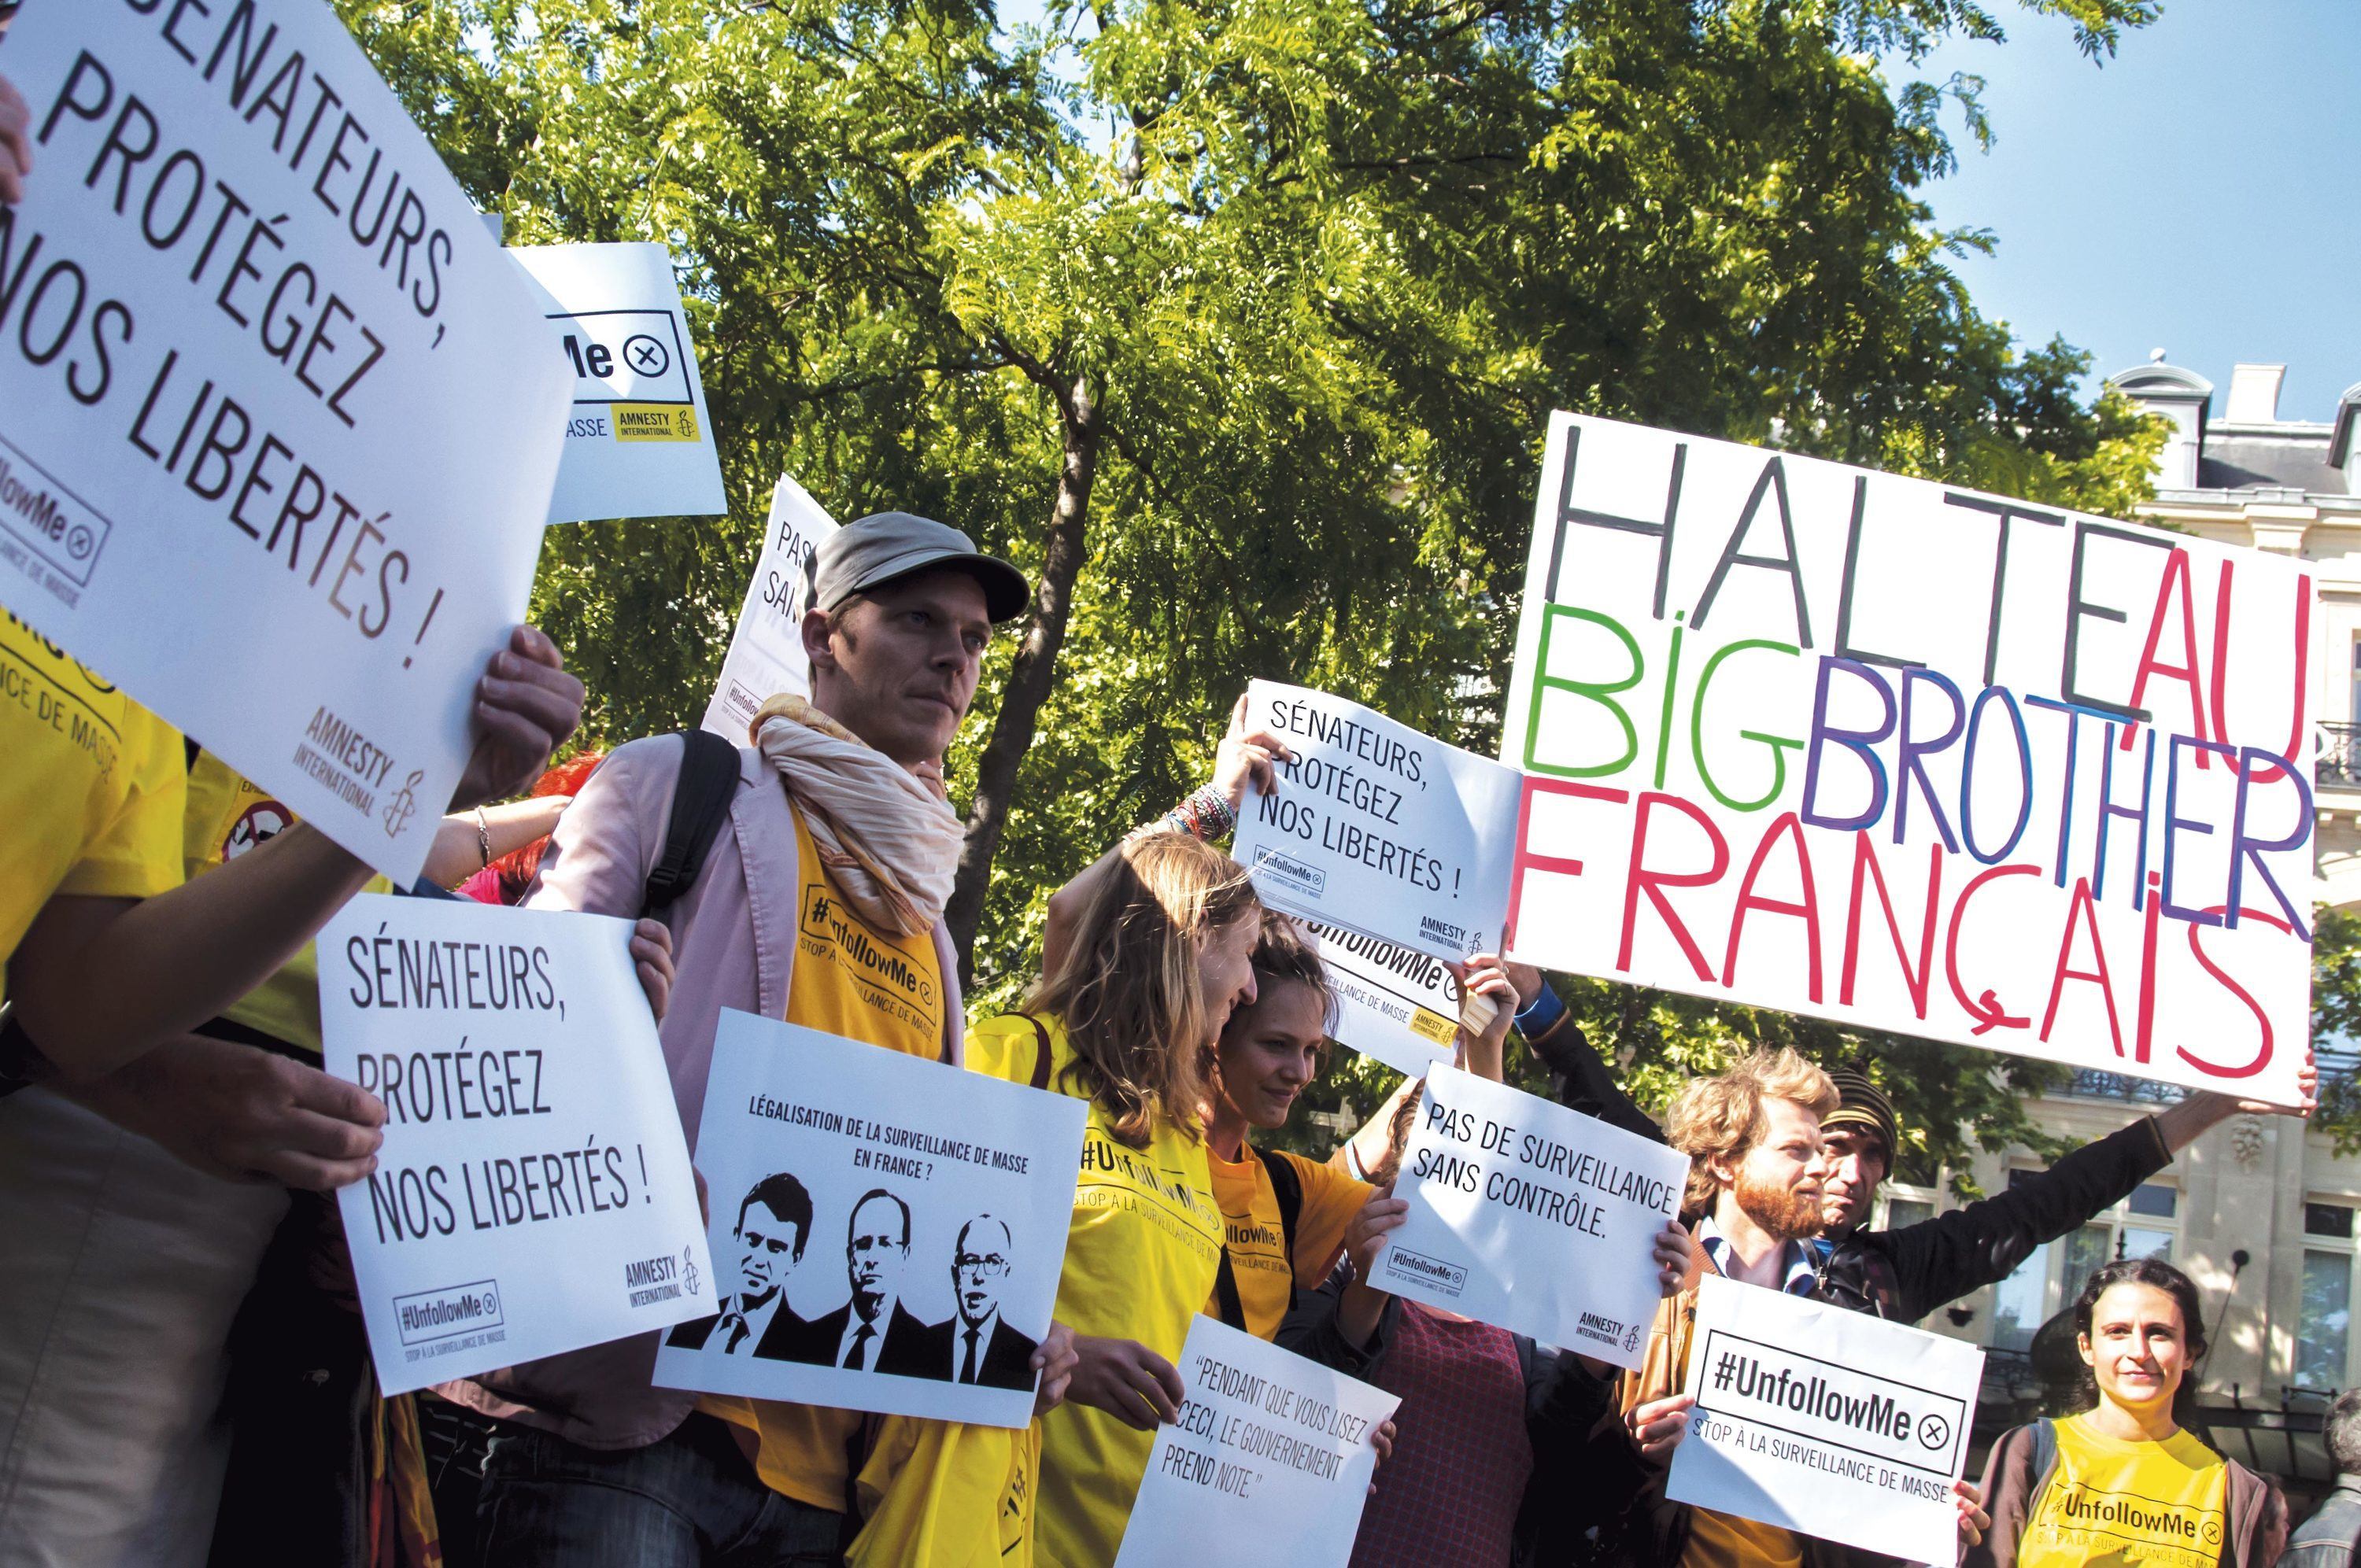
[1232,681,1522,961]
[0,2,571,884]
[1500,413,2314,1104]
[322,895,711,1395]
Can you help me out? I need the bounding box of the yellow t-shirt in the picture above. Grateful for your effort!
[1206,1142,1367,1340]
[2019,1414,2230,1568]
[1674,1306,1805,1568]
[701,804,1010,1556]
[0,612,184,1007]
[181,754,390,1053]
[967,1012,1225,1568]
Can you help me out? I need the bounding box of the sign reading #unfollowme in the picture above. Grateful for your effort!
[1371,1064,1686,1370]
[508,242,726,525]
[1232,681,1521,961]
[320,895,711,1396]
[1502,413,2314,1103]
[0,2,571,884]
[1667,1275,1984,1566]
[1301,920,1463,1078]
[655,1011,1086,1429]
[1112,1315,1399,1568]
[702,474,840,740]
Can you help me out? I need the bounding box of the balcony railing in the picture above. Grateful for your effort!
[2321,721,2361,790]
[2066,1068,2186,1104]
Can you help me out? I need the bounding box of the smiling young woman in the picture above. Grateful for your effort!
[1968,1257,2287,1566]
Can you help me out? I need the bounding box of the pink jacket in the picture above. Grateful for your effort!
[438,732,967,1449]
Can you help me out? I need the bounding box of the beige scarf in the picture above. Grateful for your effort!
[749,695,964,936]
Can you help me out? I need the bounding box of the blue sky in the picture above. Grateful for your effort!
[1901,0,2361,422]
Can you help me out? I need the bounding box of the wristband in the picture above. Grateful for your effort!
[1513,983,1568,1037]
[475,806,493,869]
[1162,784,1238,841]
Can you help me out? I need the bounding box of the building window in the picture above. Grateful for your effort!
[2301,1200,2358,1392]
[1986,1174,2178,1354]
[1877,1185,1938,1233]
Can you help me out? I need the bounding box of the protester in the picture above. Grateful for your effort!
[449,513,1072,1567]
[2286,1389,2361,1566]
[966,832,1264,1568]
[456,752,604,904]
[1595,1049,1987,1566]
[1277,965,1693,1568]
[1510,969,2319,1323]
[1199,912,1386,1337]
[1969,1257,2285,1566]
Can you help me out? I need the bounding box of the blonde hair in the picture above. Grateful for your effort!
[1664,1048,1838,1216]
[1026,834,1261,1149]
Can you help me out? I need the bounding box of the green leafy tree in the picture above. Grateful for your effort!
[344,0,2166,1162]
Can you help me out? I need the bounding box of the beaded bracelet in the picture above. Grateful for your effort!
[1161,784,1237,841]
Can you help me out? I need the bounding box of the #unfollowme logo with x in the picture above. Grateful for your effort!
[622,334,671,378]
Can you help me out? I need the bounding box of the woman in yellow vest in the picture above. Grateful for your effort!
[1970,1257,2286,1566]
[968,832,1264,1568]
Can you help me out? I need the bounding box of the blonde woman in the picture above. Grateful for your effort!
[968,831,1265,1567]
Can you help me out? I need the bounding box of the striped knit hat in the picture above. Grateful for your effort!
[1820,1068,1899,1164]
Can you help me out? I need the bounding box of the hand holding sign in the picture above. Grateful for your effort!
[0,71,29,203]
[453,626,586,811]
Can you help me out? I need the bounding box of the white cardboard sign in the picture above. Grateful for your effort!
[509,242,726,525]
[0,2,570,883]
[1113,1315,1399,1568]
[1500,412,2313,1103]
[655,1010,1088,1429]
[1232,681,1522,961]
[1667,1275,1984,1566]
[320,895,711,1396]
[1301,920,1462,1077]
[1372,1064,1687,1368]
[701,474,840,740]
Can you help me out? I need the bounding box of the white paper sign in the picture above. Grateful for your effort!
[0,3,569,883]
[656,1010,1087,1428]
[1501,411,2313,1103]
[1372,1064,1687,1369]
[701,474,841,740]
[1668,1275,1983,1565]
[1113,1315,1399,1568]
[509,242,726,525]
[320,895,711,1396]
[1301,920,1462,1077]
[1233,680,1522,960]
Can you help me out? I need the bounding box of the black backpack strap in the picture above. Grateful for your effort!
[642,730,739,918]
[1255,1146,1304,1270]
[1022,1016,1055,1091]
[1213,1249,1248,1333]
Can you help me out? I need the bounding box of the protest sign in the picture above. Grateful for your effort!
[1113,1315,1398,1568]
[1668,1275,1983,1566]
[1232,680,1522,961]
[701,474,840,740]
[509,242,726,525]
[0,3,570,883]
[320,894,710,1396]
[1370,1064,1685,1369]
[1302,920,1462,1077]
[1501,412,2314,1102]
[656,1010,1087,1427]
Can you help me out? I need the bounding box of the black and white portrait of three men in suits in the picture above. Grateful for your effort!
[667,1171,1038,1391]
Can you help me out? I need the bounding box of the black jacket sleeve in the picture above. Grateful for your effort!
[1274,1258,1398,1379]
[1525,1013,1666,1147]
[1869,1116,2173,1324]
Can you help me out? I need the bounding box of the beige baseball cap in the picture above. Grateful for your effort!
[811,511,1029,624]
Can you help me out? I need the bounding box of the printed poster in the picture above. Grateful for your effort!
[0,2,570,882]
[1302,920,1464,1078]
[656,1010,1088,1428]
[1113,1315,1400,1568]
[1668,1275,1983,1566]
[509,242,727,525]
[702,474,840,740]
[1372,1064,1687,1370]
[1500,412,2312,1102]
[320,895,711,1395]
[1232,681,1522,961]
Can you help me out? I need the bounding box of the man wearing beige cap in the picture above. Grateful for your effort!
[447,512,1075,1567]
